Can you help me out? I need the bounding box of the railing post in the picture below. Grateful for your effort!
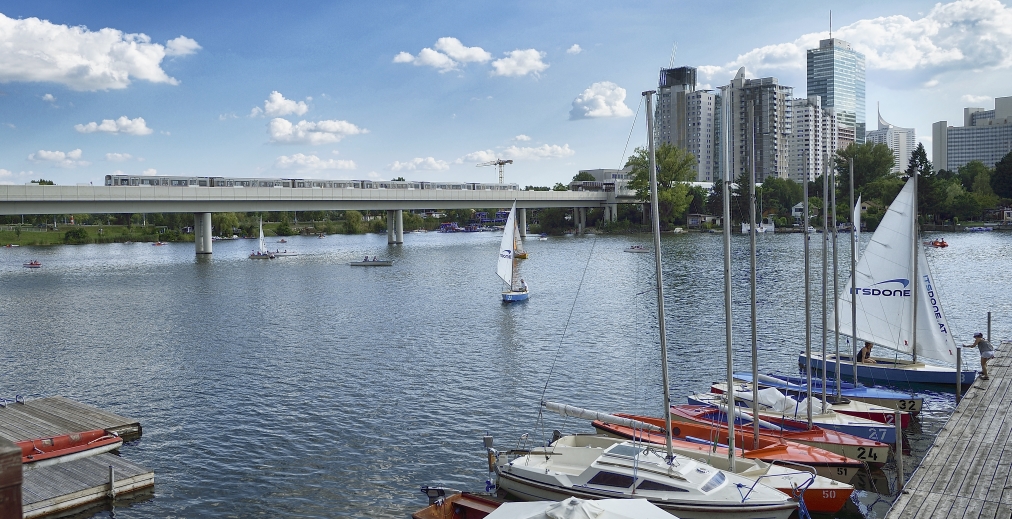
[895,409,904,491]
[956,347,962,404]
[988,311,992,342]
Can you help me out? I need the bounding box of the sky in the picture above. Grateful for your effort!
[1,0,1011,188]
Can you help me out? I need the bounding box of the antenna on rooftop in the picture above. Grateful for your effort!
[830,10,833,39]
[668,42,678,68]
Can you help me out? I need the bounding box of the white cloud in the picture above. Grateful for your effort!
[393,37,490,72]
[570,81,634,120]
[141,168,157,176]
[961,94,993,104]
[252,91,309,118]
[390,157,450,171]
[491,49,549,77]
[164,36,201,57]
[698,0,1012,88]
[274,153,356,171]
[513,134,531,141]
[74,116,153,135]
[219,112,238,120]
[105,152,132,162]
[42,93,56,102]
[0,168,11,178]
[268,118,367,145]
[567,44,582,55]
[28,148,89,168]
[457,144,574,164]
[0,13,198,91]
[367,171,380,178]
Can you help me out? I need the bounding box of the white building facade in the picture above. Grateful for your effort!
[933,96,1012,171]
[721,68,793,182]
[788,96,837,183]
[866,105,915,174]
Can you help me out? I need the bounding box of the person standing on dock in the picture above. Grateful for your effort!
[970,332,995,380]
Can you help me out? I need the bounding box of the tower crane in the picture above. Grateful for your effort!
[476,158,513,184]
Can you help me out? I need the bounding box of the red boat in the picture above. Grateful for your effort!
[18,429,123,469]
[671,405,890,466]
[23,260,42,268]
[592,414,855,514]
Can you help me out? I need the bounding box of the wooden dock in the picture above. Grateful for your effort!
[885,341,1012,518]
[0,397,153,518]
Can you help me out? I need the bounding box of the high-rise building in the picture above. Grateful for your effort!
[933,96,1012,171]
[685,90,718,181]
[788,96,837,183]
[866,104,916,174]
[721,67,793,182]
[807,38,866,145]
[655,66,719,181]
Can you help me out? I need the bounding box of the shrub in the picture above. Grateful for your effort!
[63,227,90,245]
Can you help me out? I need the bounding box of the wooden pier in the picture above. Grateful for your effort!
[0,397,153,518]
[885,341,1012,518]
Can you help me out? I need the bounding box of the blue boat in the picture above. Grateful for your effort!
[800,352,976,387]
[756,372,923,413]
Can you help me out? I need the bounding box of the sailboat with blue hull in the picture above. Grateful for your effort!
[498,202,528,302]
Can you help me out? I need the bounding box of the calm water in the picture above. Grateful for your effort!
[2,229,1010,518]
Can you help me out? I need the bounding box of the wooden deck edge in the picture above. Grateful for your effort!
[23,472,154,518]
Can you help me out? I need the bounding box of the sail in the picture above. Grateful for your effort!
[542,401,664,432]
[258,219,267,254]
[854,195,862,241]
[497,203,517,287]
[833,180,959,364]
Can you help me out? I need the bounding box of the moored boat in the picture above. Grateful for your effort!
[412,487,502,519]
[350,259,392,266]
[18,429,123,469]
[23,260,42,268]
[623,245,650,253]
[670,405,890,465]
[744,372,923,414]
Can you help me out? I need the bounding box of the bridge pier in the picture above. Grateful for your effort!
[518,208,527,237]
[575,207,586,234]
[387,210,403,244]
[194,212,212,254]
[395,209,404,243]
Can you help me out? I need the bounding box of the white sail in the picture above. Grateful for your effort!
[833,180,959,364]
[497,203,517,287]
[258,219,267,254]
[854,195,862,241]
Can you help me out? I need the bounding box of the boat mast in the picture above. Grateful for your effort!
[832,158,841,398]
[804,150,813,428]
[748,103,760,446]
[821,154,829,408]
[911,165,918,363]
[850,159,858,386]
[721,87,737,469]
[643,90,674,461]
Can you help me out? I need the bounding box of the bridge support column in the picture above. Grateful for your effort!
[194,212,212,255]
[394,210,404,244]
[387,211,395,244]
[518,208,527,237]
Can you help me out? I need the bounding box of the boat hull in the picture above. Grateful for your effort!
[411,491,501,519]
[19,430,123,469]
[711,382,912,428]
[801,352,977,386]
[349,261,393,266]
[496,469,796,519]
[502,291,529,302]
[767,373,923,414]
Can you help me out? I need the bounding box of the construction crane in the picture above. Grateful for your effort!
[476,158,513,184]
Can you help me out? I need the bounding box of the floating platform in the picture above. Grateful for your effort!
[885,341,1012,518]
[0,396,152,518]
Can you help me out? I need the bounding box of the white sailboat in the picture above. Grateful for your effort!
[498,203,529,302]
[803,179,976,385]
[249,218,274,259]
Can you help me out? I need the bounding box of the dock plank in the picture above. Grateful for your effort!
[0,396,141,442]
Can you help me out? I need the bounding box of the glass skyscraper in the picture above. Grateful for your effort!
[807,38,866,145]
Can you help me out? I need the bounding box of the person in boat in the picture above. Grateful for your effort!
[364,255,369,262]
[971,332,995,380]
[519,278,528,292]
[857,342,877,363]
[372,256,377,261]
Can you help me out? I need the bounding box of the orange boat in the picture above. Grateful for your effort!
[671,405,890,467]
[594,413,862,483]
[411,488,501,519]
[18,429,122,469]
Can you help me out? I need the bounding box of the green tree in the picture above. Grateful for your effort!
[30,179,55,185]
[63,227,89,244]
[992,150,1012,199]
[759,177,803,217]
[626,144,696,226]
[552,182,569,191]
[572,171,596,182]
[687,185,708,215]
[392,176,406,181]
[834,141,895,193]
[344,210,364,234]
[957,161,990,191]
[906,143,944,222]
[274,219,295,236]
[212,212,240,237]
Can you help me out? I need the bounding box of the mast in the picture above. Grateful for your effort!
[643,90,674,461]
[832,159,841,398]
[821,155,829,408]
[804,154,813,428]
[748,103,760,445]
[721,87,736,470]
[911,164,918,363]
[850,159,858,386]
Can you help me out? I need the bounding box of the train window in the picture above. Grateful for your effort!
[199,180,208,187]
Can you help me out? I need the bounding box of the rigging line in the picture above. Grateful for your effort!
[536,235,600,446]
[618,96,645,170]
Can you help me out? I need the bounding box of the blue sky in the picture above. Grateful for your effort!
[2,0,1010,187]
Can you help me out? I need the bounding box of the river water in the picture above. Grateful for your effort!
[2,229,1009,518]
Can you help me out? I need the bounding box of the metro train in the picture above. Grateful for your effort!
[104,174,519,191]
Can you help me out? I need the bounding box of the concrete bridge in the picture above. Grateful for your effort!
[0,184,636,254]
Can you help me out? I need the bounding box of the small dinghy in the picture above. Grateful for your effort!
[23,260,42,268]
[18,429,123,469]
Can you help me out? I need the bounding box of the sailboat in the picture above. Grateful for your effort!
[486,92,796,519]
[249,218,275,259]
[801,178,977,385]
[498,203,529,302]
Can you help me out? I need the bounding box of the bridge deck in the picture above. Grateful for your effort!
[884,341,1012,518]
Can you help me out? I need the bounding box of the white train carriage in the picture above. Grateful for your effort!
[105,174,519,191]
